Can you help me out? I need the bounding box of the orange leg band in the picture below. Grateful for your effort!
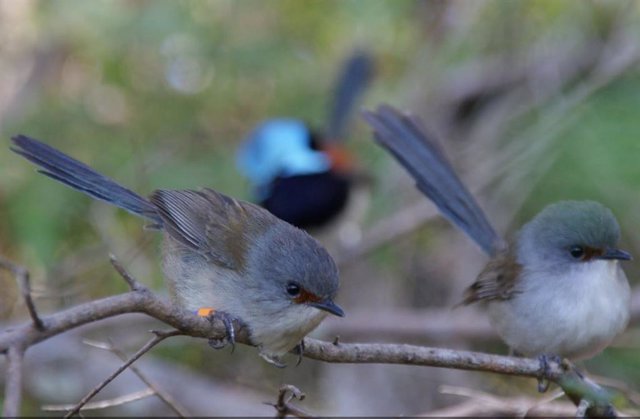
[197,307,215,317]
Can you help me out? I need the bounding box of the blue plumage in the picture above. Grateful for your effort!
[236,119,331,199]
[237,49,374,229]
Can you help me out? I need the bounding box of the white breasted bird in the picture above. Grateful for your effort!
[363,105,631,362]
[11,135,344,367]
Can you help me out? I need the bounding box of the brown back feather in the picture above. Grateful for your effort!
[150,188,275,271]
[461,246,522,305]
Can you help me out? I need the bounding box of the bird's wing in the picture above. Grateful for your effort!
[150,188,274,270]
[461,249,522,305]
[363,104,503,255]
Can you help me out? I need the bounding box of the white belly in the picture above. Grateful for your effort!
[162,238,328,360]
[487,260,630,360]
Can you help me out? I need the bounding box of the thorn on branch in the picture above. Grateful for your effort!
[109,253,146,292]
[0,255,44,331]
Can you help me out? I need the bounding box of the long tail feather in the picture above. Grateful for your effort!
[326,49,374,141]
[362,104,501,255]
[11,135,161,224]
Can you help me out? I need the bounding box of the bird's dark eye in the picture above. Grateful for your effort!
[569,245,585,259]
[286,282,301,297]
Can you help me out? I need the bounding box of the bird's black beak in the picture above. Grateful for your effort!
[309,300,345,317]
[599,248,632,261]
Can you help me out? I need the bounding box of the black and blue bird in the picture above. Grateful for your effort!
[237,50,374,230]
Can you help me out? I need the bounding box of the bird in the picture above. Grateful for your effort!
[363,104,631,363]
[236,49,373,230]
[11,134,345,367]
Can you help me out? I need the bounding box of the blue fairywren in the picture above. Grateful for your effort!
[363,105,631,361]
[11,135,344,367]
[237,50,373,230]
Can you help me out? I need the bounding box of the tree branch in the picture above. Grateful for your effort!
[2,345,25,418]
[269,384,314,419]
[42,388,156,412]
[0,280,621,417]
[0,288,249,353]
[83,337,190,417]
[109,253,145,292]
[63,330,182,418]
[301,340,616,417]
[0,255,44,331]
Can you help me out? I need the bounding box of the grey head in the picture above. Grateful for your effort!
[517,200,631,271]
[246,220,344,317]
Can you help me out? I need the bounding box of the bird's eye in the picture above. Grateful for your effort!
[569,245,585,259]
[286,282,301,297]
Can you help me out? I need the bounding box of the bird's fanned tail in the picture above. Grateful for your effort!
[326,49,374,141]
[11,135,161,224]
[362,104,501,255]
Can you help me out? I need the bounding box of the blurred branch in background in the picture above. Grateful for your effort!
[61,332,188,418]
[421,386,579,417]
[324,286,640,344]
[42,388,157,414]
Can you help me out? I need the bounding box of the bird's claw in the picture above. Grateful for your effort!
[199,309,236,353]
[537,354,562,393]
[293,340,305,366]
[259,351,287,368]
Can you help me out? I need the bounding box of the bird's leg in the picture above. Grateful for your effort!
[536,354,563,392]
[292,340,305,366]
[197,308,236,352]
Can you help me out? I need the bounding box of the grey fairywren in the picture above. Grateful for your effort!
[363,105,631,361]
[11,135,344,367]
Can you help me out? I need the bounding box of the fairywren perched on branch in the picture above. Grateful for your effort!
[236,49,374,230]
[363,105,631,361]
[11,135,344,367]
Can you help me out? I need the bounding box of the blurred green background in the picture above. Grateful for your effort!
[2,0,640,416]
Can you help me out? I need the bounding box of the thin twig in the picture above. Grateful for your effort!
[83,337,190,417]
[0,255,44,330]
[269,384,314,419]
[425,385,575,417]
[63,330,182,418]
[2,345,25,418]
[109,253,145,291]
[42,388,155,411]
